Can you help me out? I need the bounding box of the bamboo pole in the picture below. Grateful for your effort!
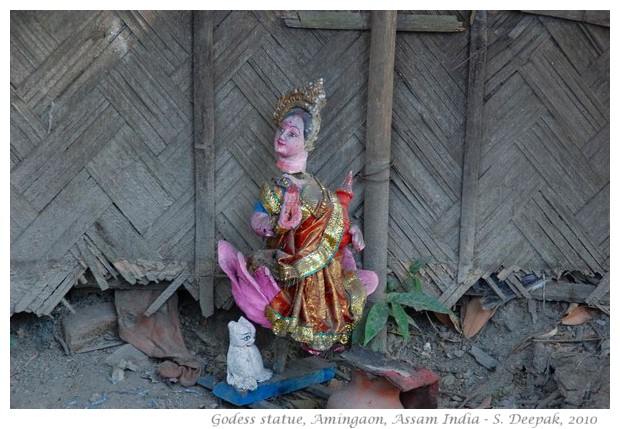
[363,10,397,352]
[193,11,215,318]
[441,11,488,308]
[457,10,487,285]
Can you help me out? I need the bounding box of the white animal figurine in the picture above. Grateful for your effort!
[226,316,273,391]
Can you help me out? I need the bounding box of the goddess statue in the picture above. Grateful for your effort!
[218,79,377,353]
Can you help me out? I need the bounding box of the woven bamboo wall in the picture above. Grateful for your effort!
[10,11,196,315]
[10,10,609,316]
[388,11,609,305]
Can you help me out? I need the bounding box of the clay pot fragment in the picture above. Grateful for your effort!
[326,369,404,409]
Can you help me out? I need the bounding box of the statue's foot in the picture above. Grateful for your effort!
[253,265,280,302]
[217,240,277,329]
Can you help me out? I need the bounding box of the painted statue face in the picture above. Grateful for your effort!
[274,114,305,158]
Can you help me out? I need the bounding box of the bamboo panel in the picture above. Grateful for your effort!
[20,12,126,112]
[392,93,462,210]
[214,84,262,158]
[254,11,325,65]
[516,115,599,213]
[214,17,266,92]
[522,44,607,144]
[116,11,187,75]
[86,130,174,235]
[26,106,123,211]
[389,185,457,263]
[11,170,112,262]
[431,202,460,254]
[37,261,86,315]
[10,10,610,315]
[531,189,606,272]
[392,10,608,303]
[480,73,546,164]
[10,11,195,315]
[10,184,38,243]
[9,86,46,161]
[581,123,609,178]
[389,16,467,289]
[10,11,59,86]
[575,183,609,252]
[484,13,549,96]
[521,11,609,27]
[12,253,85,315]
[581,49,610,109]
[12,92,109,199]
[395,34,466,135]
[144,188,195,257]
[475,223,535,275]
[310,86,367,186]
[108,58,190,147]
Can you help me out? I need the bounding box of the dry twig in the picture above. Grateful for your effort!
[11,353,39,377]
[54,332,71,356]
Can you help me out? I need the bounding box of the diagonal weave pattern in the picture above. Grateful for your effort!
[390,11,609,304]
[10,11,609,315]
[11,11,195,315]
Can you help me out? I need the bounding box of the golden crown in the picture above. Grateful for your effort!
[273,79,326,151]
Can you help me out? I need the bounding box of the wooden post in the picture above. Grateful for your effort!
[441,11,488,307]
[363,10,397,352]
[283,11,465,32]
[457,10,487,283]
[193,11,215,318]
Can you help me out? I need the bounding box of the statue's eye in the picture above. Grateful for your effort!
[243,335,252,342]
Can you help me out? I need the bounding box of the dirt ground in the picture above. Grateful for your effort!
[9,287,610,411]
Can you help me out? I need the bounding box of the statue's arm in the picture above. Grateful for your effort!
[251,203,275,238]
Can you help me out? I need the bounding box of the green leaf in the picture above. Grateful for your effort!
[392,289,461,329]
[363,302,390,346]
[386,275,399,293]
[403,276,418,292]
[406,314,421,331]
[408,259,426,276]
[444,311,462,331]
[390,301,410,342]
[388,290,455,316]
[414,276,423,291]
[351,306,370,346]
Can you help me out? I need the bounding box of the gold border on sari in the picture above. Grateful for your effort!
[265,306,355,351]
[291,190,344,278]
[259,183,282,215]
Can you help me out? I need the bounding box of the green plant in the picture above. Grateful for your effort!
[352,260,459,347]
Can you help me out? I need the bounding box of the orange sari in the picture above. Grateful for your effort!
[256,174,367,351]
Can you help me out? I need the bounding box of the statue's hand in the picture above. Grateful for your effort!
[278,184,302,230]
[350,224,365,252]
[251,211,274,238]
